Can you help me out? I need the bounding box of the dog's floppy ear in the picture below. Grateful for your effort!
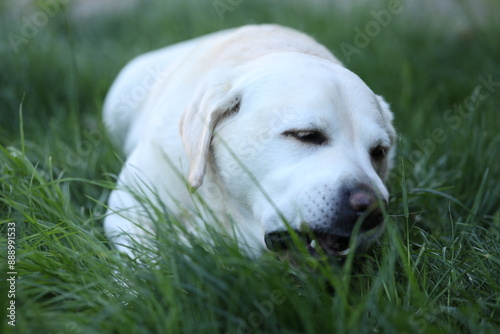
[180,75,241,191]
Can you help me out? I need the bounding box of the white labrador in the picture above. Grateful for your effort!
[103,24,395,258]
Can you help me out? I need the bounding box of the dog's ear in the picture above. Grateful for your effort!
[180,76,241,191]
[375,95,396,178]
[376,95,394,123]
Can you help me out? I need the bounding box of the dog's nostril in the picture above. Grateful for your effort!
[349,191,376,212]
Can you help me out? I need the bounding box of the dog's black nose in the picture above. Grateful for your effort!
[349,189,375,212]
[338,183,386,233]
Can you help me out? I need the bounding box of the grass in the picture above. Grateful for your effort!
[1,0,500,333]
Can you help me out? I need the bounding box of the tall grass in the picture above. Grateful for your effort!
[1,1,499,333]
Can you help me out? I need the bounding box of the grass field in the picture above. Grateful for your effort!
[1,0,500,333]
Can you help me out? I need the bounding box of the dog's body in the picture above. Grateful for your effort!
[103,24,395,258]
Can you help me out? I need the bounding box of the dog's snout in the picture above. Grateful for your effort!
[264,184,388,257]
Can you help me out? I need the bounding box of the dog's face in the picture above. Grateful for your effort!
[181,53,395,256]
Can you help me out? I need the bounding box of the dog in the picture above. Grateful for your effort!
[103,24,395,259]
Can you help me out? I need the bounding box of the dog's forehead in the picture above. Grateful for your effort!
[243,54,372,100]
[237,54,385,129]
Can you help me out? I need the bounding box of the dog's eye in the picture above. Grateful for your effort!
[282,130,328,145]
[370,145,387,162]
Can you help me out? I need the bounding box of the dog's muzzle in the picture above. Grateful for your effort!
[264,184,387,257]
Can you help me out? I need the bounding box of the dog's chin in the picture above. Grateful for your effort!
[265,222,385,265]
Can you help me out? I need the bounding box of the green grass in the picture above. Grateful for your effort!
[1,0,500,333]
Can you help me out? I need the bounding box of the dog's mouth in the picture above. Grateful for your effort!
[264,231,352,258]
[306,233,352,257]
[264,223,384,259]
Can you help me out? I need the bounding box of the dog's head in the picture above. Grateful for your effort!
[180,53,395,257]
